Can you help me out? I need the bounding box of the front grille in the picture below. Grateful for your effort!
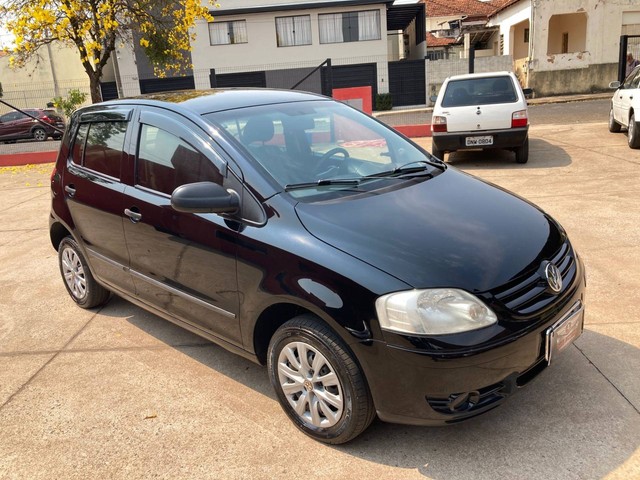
[492,241,576,315]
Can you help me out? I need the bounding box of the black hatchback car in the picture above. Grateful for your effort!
[50,89,585,444]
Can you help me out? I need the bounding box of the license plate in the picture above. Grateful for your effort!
[465,135,493,146]
[545,302,584,365]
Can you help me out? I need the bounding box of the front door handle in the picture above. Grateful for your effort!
[64,184,76,197]
[124,208,142,223]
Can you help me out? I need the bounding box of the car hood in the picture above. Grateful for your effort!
[294,169,564,292]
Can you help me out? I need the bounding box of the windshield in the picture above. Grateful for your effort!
[442,76,518,107]
[203,100,439,196]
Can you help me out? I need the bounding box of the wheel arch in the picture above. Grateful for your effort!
[50,221,71,251]
[252,302,316,365]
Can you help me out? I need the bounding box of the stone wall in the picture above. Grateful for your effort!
[529,63,618,97]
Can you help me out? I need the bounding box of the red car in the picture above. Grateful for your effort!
[0,108,65,143]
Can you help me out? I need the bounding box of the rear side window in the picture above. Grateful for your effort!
[442,76,518,107]
[70,121,126,178]
[136,124,223,196]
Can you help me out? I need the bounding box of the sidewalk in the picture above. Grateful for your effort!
[373,91,613,129]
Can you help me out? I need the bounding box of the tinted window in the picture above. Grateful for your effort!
[82,122,126,178]
[442,76,518,107]
[206,100,428,194]
[136,125,222,196]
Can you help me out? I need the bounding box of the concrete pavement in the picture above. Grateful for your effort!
[0,123,639,479]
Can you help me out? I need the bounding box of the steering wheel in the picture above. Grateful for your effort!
[315,147,350,174]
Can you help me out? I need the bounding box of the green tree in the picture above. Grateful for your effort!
[52,88,88,117]
[0,0,216,103]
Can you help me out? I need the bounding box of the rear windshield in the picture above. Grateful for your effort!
[441,76,518,107]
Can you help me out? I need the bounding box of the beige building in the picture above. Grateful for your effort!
[0,43,89,111]
[488,0,640,96]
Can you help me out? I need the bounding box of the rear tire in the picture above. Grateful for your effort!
[267,315,375,444]
[58,236,111,308]
[431,143,445,160]
[32,127,47,142]
[628,114,640,149]
[515,137,529,164]
[609,108,621,133]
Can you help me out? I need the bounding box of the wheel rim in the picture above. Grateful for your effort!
[277,341,344,428]
[630,116,636,144]
[610,109,615,127]
[61,247,87,300]
[34,129,46,141]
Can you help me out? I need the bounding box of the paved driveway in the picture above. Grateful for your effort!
[0,123,639,479]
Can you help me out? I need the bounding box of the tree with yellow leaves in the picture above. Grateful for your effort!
[0,0,215,103]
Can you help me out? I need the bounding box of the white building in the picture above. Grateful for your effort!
[488,0,640,95]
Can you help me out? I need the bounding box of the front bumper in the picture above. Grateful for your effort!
[355,254,585,426]
[432,126,528,153]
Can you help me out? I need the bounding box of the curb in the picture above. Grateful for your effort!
[0,151,57,167]
[393,125,432,138]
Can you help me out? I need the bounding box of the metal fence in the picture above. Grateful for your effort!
[0,79,91,116]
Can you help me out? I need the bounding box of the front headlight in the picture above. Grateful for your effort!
[375,289,497,336]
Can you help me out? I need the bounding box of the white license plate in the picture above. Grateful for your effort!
[465,136,493,146]
[545,303,584,365]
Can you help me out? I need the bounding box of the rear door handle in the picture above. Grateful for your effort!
[124,208,142,223]
[64,185,76,197]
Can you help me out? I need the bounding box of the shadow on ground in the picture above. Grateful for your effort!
[100,296,640,479]
[445,138,571,170]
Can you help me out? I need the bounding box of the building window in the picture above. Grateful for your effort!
[275,15,311,47]
[319,10,381,44]
[209,20,248,45]
[524,28,529,43]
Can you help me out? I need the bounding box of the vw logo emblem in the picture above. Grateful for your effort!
[544,262,563,293]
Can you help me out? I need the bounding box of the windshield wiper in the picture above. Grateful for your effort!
[365,161,434,179]
[284,178,361,192]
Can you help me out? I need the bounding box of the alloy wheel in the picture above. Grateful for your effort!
[277,341,344,428]
[61,246,87,300]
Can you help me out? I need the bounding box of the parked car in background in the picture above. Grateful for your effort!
[608,64,640,148]
[431,71,532,163]
[0,108,65,143]
[50,89,585,444]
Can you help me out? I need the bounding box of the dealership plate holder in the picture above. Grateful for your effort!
[545,300,584,365]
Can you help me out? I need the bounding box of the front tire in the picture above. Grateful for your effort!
[515,137,529,164]
[609,108,621,133]
[267,315,375,444]
[628,114,640,149]
[58,236,111,308]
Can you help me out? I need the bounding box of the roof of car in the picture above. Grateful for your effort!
[102,88,328,115]
[445,71,514,82]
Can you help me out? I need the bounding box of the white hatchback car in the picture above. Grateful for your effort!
[431,71,532,163]
[608,64,640,148]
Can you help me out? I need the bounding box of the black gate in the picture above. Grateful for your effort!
[324,63,377,104]
[210,70,266,88]
[619,35,640,83]
[389,59,425,107]
[139,76,195,94]
[99,81,118,101]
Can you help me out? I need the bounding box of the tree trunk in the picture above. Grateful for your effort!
[88,72,103,104]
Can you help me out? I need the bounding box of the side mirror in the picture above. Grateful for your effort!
[522,88,533,97]
[429,95,438,103]
[609,81,621,89]
[171,182,240,214]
